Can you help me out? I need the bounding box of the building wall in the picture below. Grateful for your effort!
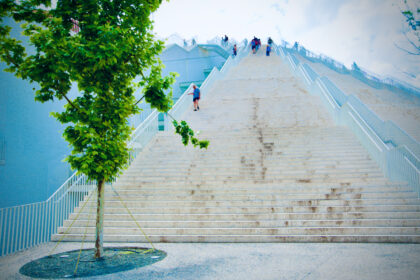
[0,18,73,208]
[160,44,226,100]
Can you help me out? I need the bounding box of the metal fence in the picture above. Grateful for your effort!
[0,174,94,256]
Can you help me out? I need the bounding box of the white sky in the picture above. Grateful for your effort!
[153,0,420,88]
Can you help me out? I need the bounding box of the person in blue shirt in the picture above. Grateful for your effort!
[188,84,201,111]
[266,44,271,56]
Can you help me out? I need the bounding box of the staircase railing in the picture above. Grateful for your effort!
[274,44,420,196]
[0,42,249,257]
[283,43,420,97]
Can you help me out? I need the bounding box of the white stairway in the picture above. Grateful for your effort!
[53,50,420,243]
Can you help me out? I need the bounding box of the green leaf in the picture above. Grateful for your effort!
[172,120,210,149]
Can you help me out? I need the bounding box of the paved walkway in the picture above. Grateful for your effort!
[1,242,420,279]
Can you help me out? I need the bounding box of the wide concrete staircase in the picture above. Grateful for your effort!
[54,49,420,243]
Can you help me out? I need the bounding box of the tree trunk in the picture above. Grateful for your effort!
[94,179,105,259]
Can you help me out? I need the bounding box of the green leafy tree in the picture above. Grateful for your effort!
[0,0,208,258]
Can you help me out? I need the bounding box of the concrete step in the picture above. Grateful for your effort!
[63,219,420,228]
[136,153,375,160]
[70,205,420,215]
[81,198,420,209]
[112,178,402,187]
[150,143,368,151]
[112,181,408,188]
[128,158,381,166]
[71,211,420,221]
[116,175,387,183]
[114,177,397,185]
[51,234,420,243]
[145,145,370,153]
[121,167,383,175]
[116,174,387,183]
[57,226,420,236]
[110,184,413,193]
[123,165,382,174]
[153,132,362,139]
[127,160,380,168]
[101,192,418,201]
[154,127,356,137]
[122,166,382,175]
[116,173,388,181]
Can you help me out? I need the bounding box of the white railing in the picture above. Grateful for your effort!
[282,43,420,98]
[0,174,94,256]
[128,105,154,129]
[0,43,249,257]
[275,44,420,196]
[127,109,160,163]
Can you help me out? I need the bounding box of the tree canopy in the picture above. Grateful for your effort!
[0,0,207,183]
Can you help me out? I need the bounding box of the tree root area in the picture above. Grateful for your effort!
[19,247,166,278]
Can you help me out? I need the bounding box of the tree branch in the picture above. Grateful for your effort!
[134,95,145,106]
[4,51,20,68]
[62,93,81,112]
[403,32,420,52]
[394,42,420,55]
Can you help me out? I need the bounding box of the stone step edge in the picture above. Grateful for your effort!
[86,198,420,203]
[58,226,420,230]
[64,218,420,222]
[50,234,420,243]
[71,211,420,217]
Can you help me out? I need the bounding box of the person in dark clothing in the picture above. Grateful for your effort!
[233,44,237,56]
[256,38,261,51]
[222,35,229,46]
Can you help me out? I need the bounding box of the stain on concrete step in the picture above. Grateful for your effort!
[297,179,312,183]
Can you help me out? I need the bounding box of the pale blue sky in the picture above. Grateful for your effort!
[153,0,420,88]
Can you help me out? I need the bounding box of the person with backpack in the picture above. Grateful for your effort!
[251,37,256,54]
[256,38,261,51]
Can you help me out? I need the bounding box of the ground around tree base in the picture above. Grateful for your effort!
[19,247,166,278]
